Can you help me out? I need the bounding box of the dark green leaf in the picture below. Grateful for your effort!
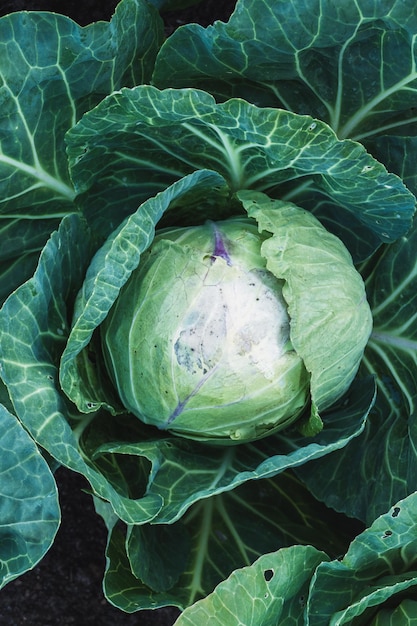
[0,1,162,218]
[67,85,415,251]
[0,217,61,305]
[90,374,374,524]
[154,0,417,142]
[0,0,163,298]
[103,472,352,612]
[0,404,59,588]
[127,523,191,592]
[153,0,417,209]
[369,600,417,625]
[364,136,417,197]
[0,214,162,524]
[147,0,202,10]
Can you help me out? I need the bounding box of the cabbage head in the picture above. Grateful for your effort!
[101,201,372,444]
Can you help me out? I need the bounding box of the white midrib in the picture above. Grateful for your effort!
[1,70,76,204]
[182,122,245,190]
[370,330,417,352]
[0,153,75,202]
[340,68,417,139]
[188,498,214,605]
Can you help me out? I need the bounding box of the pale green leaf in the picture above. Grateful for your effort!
[240,190,372,414]
[296,216,417,524]
[175,545,327,626]
[60,169,230,414]
[307,491,417,625]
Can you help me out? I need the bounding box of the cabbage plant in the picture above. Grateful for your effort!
[1,0,417,622]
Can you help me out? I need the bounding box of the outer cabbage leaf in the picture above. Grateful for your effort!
[0,0,162,216]
[369,600,417,625]
[0,404,60,588]
[102,473,352,612]
[0,0,163,301]
[174,546,327,626]
[145,491,417,623]
[0,217,63,303]
[147,0,202,9]
[241,190,372,423]
[307,491,417,625]
[153,0,417,201]
[296,216,417,524]
[66,85,415,258]
[60,170,230,415]
[85,374,374,524]
[153,0,417,141]
[365,136,417,197]
[0,214,162,524]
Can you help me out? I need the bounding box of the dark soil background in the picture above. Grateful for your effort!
[0,0,236,27]
[0,1,236,624]
[2,468,183,626]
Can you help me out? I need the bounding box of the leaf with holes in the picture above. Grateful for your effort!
[174,545,327,626]
[307,491,417,624]
[102,472,351,612]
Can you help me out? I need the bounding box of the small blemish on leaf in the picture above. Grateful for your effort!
[214,530,228,542]
[263,569,274,582]
[392,506,400,518]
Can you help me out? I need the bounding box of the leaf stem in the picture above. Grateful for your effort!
[188,498,214,604]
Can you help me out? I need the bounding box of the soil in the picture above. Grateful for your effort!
[0,1,236,624]
[1,468,182,626]
[0,0,236,28]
